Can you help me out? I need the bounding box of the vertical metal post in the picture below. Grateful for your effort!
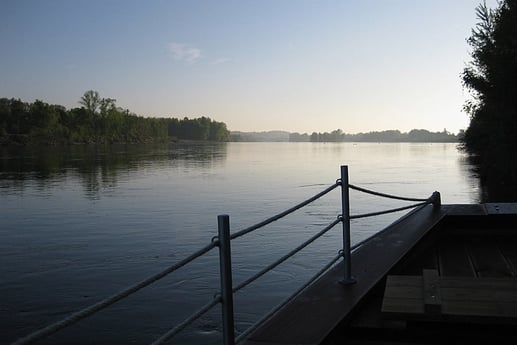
[431,191,441,209]
[340,166,356,285]
[218,215,235,345]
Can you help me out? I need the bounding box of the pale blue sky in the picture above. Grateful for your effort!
[1,0,496,134]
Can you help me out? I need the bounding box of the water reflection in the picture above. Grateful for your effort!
[465,154,517,202]
[0,143,228,198]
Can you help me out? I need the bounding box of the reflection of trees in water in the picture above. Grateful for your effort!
[465,154,517,203]
[167,142,228,169]
[0,143,228,198]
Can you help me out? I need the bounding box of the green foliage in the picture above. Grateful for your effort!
[0,91,230,145]
[79,90,101,114]
[462,0,517,200]
[167,116,229,141]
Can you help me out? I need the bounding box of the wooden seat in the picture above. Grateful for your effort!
[382,269,517,324]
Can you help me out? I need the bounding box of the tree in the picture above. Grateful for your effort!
[209,120,230,141]
[99,97,116,117]
[1,93,231,144]
[79,90,101,114]
[462,0,517,200]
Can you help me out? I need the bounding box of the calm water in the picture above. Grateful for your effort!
[0,142,479,344]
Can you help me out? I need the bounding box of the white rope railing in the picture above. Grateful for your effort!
[11,165,440,345]
[11,241,218,345]
[230,182,340,240]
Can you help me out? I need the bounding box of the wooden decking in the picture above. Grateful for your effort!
[382,272,517,323]
[243,204,517,345]
[330,204,517,344]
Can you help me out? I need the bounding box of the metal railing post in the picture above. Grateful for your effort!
[218,215,235,345]
[431,191,441,209]
[339,165,356,285]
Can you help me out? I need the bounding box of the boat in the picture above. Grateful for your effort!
[243,202,517,345]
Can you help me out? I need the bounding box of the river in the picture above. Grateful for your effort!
[0,142,479,344]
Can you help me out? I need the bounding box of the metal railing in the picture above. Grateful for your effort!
[11,165,440,345]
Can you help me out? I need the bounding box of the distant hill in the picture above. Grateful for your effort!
[230,129,461,143]
[230,130,290,142]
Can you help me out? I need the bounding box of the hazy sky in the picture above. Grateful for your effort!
[1,0,497,134]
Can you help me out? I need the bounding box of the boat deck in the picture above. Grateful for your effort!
[244,204,517,345]
[331,208,517,344]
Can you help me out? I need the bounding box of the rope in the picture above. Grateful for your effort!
[151,295,222,345]
[230,182,339,240]
[236,252,342,344]
[349,201,430,220]
[349,183,429,202]
[11,241,218,345]
[350,202,432,251]
[233,218,341,293]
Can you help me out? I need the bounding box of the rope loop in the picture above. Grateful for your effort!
[336,178,342,185]
[211,236,219,245]
[338,249,344,257]
[349,183,428,202]
[337,214,343,221]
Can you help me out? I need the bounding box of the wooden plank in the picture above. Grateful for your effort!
[443,302,517,321]
[442,287,517,302]
[441,277,517,321]
[485,203,517,215]
[468,237,514,277]
[243,205,446,345]
[440,276,517,290]
[423,269,441,314]
[384,274,421,285]
[497,238,517,277]
[437,239,476,277]
[442,204,487,216]
[382,276,423,316]
[382,275,517,323]
[382,296,423,315]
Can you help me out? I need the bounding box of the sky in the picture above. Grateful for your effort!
[0,0,499,134]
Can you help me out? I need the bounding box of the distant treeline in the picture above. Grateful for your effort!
[230,130,291,142]
[289,129,460,142]
[0,91,230,145]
